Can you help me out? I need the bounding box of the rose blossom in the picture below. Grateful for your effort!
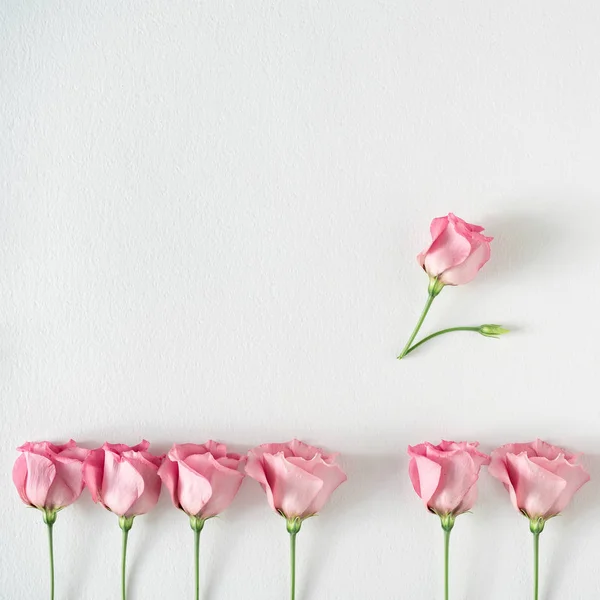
[408,440,490,519]
[158,441,245,520]
[245,439,347,521]
[83,440,164,518]
[13,440,89,515]
[417,213,493,287]
[489,439,590,521]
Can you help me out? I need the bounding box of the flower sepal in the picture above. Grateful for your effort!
[189,515,206,533]
[439,513,456,533]
[118,515,135,533]
[42,508,59,526]
[285,516,303,535]
[529,516,546,535]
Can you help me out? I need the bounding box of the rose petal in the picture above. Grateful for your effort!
[45,456,85,509]
[158,457,180,509]
[408,453,442,506]
[101,451,145,516]
[263,453,323,518]
[12,454,31,506]
[422,217,472,277]
[24,453,56,509]
[505,452,566,518]
[176,455,214,516]
[196,455,245,518]
[439,240,491,286]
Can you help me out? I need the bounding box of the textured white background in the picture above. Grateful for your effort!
[2,2,600,599]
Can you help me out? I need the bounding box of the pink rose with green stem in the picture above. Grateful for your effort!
[158,441,246,600]
[398,213,508,359]
[13,440,90,600]
[408,441,490,600]
[245,440,347,600]
[489,440,590,600]
[83,441,164,600]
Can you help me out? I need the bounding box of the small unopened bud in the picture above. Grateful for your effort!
[478,324,509,338]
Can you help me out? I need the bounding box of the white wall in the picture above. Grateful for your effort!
[2,2,600,598]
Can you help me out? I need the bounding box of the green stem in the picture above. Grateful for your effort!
[444,528,450,600]
[118,516,135,600]
[194,527,201,600]
[121,528,129,600]
[403,326,481,357]
[398,293,436,359]
[121,527,129,600]
[290,532,297,600]
[533,532,539,600]
[47,522,55,600]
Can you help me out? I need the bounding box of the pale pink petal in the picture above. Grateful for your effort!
[45,456,85,509]
[417,217,449,268]
[263,453,323,518]
[83,449,105,504]
[439,240,491,285]
[252,443,294,460]
[103,440,150,454]
[408,453,442,506]
[24,453,56,508]
[301,459,347,516]
[202,440,228,459]
[12,454,31,506]
[491,443,535,464]
[217,456,243,470]
[245,452,268,484]
[531,440,564,461]
[289,439,321,461]
[197,455,245,518]
[176,456,213,516]
[530,457,590,516]
[124,454,162,517]
[429,453,478,515]
[422,218,472,277]
[454,482,478,514]
[169,443,210,462]
[506,453,566,519]
[59,445,90,461]
[101,451,144,516]
[157,458,180,509]
[448,213,484,233]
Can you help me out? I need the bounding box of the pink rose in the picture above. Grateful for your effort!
[408,440,490,520]
[245,439,347,521]
[13,440,89,514]
[83,441,164,518]
[418,213,493,287]
[158,441,245,520]
[489,439,590,521]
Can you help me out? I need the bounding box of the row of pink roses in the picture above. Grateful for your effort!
[14,438,589,600]
[14,439,347,600]
[15,437,589,525]
[409,438,590,522]
[14,438,347,522]
[409,439,589,600]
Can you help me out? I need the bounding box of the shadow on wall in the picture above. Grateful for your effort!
[542,451,599,600]
[302,452,405,600]
[483,198,589,283]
